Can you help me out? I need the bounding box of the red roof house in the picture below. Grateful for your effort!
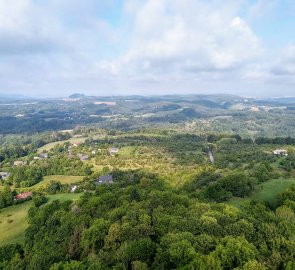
[15,192,33,200]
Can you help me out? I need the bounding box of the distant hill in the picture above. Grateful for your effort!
[0,93,29,100]
[69,93,85,99]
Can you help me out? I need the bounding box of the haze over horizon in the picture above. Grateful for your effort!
[0,0,294,98]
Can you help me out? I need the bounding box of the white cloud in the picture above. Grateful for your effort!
[0,0,294,97]
[111,0,263,89]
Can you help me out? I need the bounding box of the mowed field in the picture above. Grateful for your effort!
[0,193,82,246]
[17,175,84,192]
[31,175,84,190]
[37,137,87,152]
[228,177,295,208]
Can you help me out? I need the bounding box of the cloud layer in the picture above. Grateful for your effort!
[0,0,294,97]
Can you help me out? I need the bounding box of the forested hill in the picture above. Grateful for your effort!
[1,171,295,269]
[1,94,295,137]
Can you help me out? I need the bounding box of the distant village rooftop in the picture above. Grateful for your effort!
[0,172,10,180]
[273,149,288,156]
[109,147,119,156]
[95,175,113,185]
[15,192,33,201]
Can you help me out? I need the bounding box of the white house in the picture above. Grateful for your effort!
[109,147,119,156]
[273,149,288,156]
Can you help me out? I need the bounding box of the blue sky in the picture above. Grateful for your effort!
[0,0,294,97]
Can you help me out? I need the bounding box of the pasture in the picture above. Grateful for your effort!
[16,175,84,192]
[228,177,295,208]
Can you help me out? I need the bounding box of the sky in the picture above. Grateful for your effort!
[0,0,294,98]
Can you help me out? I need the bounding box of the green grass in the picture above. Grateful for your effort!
[0,201,32,246]
[38,137,87,152]
[118,146,137,157]
[46,193,82,203]
[32,175,84,190]
[228,177,295,208]
[0,193,82,246]
[17,175,84,192]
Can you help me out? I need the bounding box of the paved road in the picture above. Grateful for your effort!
[208,149,215,164]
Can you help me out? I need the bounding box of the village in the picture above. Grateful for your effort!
[0,132,293,205]
[0,138,122,202]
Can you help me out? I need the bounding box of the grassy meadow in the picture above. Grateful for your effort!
[228,177,295,208]
[0,193,82,246]
[16,175,84,192]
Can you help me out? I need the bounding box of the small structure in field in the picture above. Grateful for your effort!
[70,185,78,193]
[109,147,119,156]
[39,153,48,159]
[78,154,89,161]
[94,175,113,185]
[13,160,24,166]
[15,192,33,201]
[0,172,10,180]
[72,142,82,147]
[273,149,288,156]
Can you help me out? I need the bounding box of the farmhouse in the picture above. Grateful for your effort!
[94,175,113,185]
[72,142,82,147]
[15,192,33,201]
[70,185,78,193]
[109,147,119,156]
[273,149,288,156]
[13,160,24,166]
[0,172,10,180]
[39,153,48,159]
[78,154,89,161]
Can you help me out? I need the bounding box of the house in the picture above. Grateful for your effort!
[94,175,113,185]
[14,160,24,166]
[33,156,40,160]
[15,192,33,200]
[273,149,288,156]
[78,154,89,161]
[70,185,78,193]
[39,153,48,159]
[109,147,119,156]
[72,142,82,147]
[0,172,10,180]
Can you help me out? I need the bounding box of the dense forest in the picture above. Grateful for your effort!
[1,171,295,269]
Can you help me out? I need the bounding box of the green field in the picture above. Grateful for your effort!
[0,193,82,246]
[117,146,137,157]
[17,175,84,192]
[38,137,87,152]
[228,177,295,208]
[32,175,84,190]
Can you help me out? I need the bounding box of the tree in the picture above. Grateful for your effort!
[213,236,258,269]
[81,219,110,253]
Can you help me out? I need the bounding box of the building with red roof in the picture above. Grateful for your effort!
[15,192,33,200]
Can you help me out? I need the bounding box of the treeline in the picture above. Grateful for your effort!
[0,145,29,163]
[208,134,295,145]
[183,165,275,202]
[255,137,295,145]
[0,132,71,163]
[90,133,206,165]
[0,171,294,269]
[9,157,92,187]
[0,186,14,209]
